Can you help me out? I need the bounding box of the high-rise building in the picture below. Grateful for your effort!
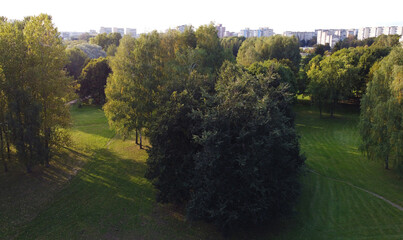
[258,27,274,37]
[126,28,137,37]
[358,26,403,40]
[99,27,112,34]
[239,27,274,38]
[316,29,357,48]
[216,24,226,38]
[113,27,125,36]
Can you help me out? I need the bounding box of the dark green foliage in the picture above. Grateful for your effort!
[313,44,331,56]
[333,36,376,51]
[146,88,201,203]
[248,59,297,94]
[187,63,304,231]
[65,47,89,80]
[79,57,111,105]
[237,35,301,74]
[220,36,246,57]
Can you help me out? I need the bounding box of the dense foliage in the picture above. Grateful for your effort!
[104,24,304,231]
[187,63,305,231]
[89,32,122,51]
[236,35,301,73]
[359,47,403,171]
[78,57,111,105]
[0,14,71,173]
[65,47,89,80]
[307,45,391,116]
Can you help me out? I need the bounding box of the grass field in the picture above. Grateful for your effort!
[1,103,402,239]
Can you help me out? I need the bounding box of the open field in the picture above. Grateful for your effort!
[1,104,402,239]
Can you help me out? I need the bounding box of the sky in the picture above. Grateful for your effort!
[1,0,403,34]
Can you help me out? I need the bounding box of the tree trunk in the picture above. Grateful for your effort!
[139,131,143,149]
[44,127,50,168]
[135,129,139,145]
[385,154,389,170]
[0,129,7,173]
[319,104,322,118]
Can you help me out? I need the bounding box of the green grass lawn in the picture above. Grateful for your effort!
[1,103,402,239]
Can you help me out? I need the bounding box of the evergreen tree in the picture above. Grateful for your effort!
[187,62,305,231]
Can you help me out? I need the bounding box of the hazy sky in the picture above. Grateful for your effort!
[2,0,403,34]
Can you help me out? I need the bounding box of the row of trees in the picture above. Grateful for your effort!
[305,35,399,117]
[0,15,71,173]
[104,25,305,231]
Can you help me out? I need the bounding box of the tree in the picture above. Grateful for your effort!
[220,36,246,58]
[65,47,89,80]
[247,59,298,94]
[307,54,357,117]
[195,23,227,75]
[0,14,71,172]
[89,32,122,51]
[236,35,301,73]
[72,43,106,59]
[79,57,111,105]
[187,62,304,231]
[359,47,403,170]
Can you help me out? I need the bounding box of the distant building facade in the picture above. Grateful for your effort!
[100,27,112,34]
[125,28,137,37]
[239,27,274,38]
[358,26,403,40]
[113,27,125,36]
[316,29,357,48]
[216,24,226,38]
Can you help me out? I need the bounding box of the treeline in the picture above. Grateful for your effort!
[0,15,72,173]
[103,25,305,231]
[299,34,403,171]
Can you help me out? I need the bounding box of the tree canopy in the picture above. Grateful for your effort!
[236,35,301,73]
[79,57,111,105]
[359,47,403,170]
[0,14,71,172]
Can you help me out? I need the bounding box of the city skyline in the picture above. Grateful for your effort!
[2,0,403,34]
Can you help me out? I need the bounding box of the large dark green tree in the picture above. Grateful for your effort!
[79,57,111,105]
[65,47,89,80]
[187,62,304,231]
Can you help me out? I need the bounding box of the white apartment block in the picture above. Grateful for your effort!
[239,27,274,38]
[99,27,112,34]
[216,24,226,38]
[125,28,137,38]
[113,27,125,36]
[316,29,357,48]
[357,26,403,40]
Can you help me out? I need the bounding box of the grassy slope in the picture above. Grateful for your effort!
[1,104,403,239]
[12,106,219,240]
